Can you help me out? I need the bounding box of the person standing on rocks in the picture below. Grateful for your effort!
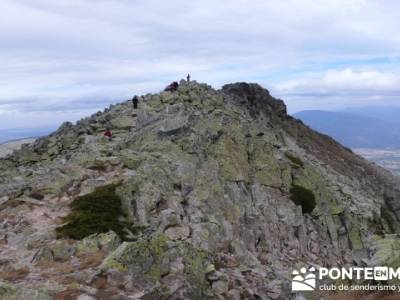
[132,95,139,109]
[187,74,190,82]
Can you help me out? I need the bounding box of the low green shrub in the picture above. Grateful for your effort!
[290,185,316,214]
[285,153,304,168]
[56,183,127,240]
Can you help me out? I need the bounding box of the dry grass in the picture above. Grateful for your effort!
[55,275,80,286]
[0,213,17,226]
[0,266,29,281]
[36,260,76,285]
[36,260,75,273]
[78,250,106,270]
[93,276,108,290]
[54,264,76,274]
[96,290,119,300]
[54,289,81,300]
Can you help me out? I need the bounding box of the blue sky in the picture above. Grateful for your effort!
[1,0,400,138]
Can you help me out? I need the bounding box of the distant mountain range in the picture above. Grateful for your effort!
[294,109,400,149]
[340,106,400,123]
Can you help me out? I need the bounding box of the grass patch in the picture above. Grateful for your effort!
[290,185,316,214]
[55,289,81,300]
[0,266,29,281]
[78,250,107,270]
[285,152,304,168]
[56,183,128,240]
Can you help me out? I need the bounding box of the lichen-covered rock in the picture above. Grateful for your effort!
[213,133,250,182]
[14,287,54,300]
[368,235,400,267]
[0,281,58,300]
[76,236,100,253]
[158,111,189,135]
[0,196,9,205]
[102,235,214,298]
[97,231,122,252]
[51,240,76,261]
[0,281,17,299]
[119,150,142,169]
[76,231,121,253]
[101,235,170,274]
[110,116,134,130]
[32,246,54,264]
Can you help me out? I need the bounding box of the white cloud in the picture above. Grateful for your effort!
[1,0,400,134]
[275,69,400,95]
[273,68,400,113]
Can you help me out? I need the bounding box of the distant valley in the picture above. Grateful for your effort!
[294,107,400,175]
[354,148,400,176]
[0,126,52,157]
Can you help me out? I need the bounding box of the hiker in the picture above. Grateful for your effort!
[165,81,178,92]
[104,129,113,141]
[164,81,179,92]
[187,74,190,82]
[132,95,139,109]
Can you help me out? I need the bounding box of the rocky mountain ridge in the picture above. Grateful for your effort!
[1,80,400,299]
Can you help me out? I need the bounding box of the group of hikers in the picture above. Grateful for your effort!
[104,74,191,141]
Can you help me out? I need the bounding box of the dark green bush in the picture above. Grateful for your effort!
[290,185,316,214]
[285,153,304,168]
[56,183,127,240]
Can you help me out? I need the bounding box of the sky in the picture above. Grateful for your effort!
[1,0,400,139]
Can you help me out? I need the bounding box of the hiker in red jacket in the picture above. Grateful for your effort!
[165,81,179,92]
[104,129,113,141]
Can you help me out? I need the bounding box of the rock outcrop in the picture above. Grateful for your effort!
[0,80,399,299]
